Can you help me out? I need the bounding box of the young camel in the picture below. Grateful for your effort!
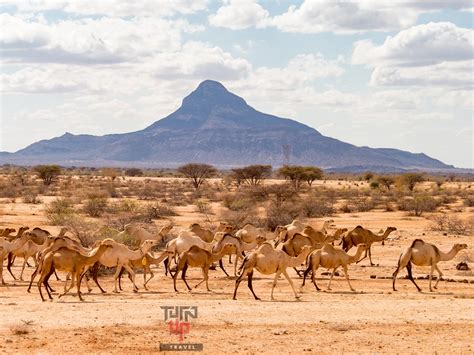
[211,233,266,276]
[0,233,30,285]
[37,240,115,301]
[90,239,158,293]
[233,244,312,300]
[392,239,468,292]
[302,244,368,292]
[1,228,16,241]
[341,226,397,266]
[173,243,236,292]
[117,250,174,290]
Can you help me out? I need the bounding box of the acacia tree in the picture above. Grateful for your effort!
[377,175,395,190]
[399,173,424,192]
[33,165,61,185]
[303,166,323,186]
[101,168,120,181]
[278,165,306,190]
[231,165,272,186]
[178,163,217,190]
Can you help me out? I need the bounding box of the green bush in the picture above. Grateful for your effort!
[83,196,108,217]
[45,197,75,225]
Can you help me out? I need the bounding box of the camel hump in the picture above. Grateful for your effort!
[410,239,424,248]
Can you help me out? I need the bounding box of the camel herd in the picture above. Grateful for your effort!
[0,220,468,302]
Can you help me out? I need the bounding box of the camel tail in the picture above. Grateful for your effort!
[237,255,249,277]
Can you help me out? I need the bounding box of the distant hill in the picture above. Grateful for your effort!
[0,80,455,171]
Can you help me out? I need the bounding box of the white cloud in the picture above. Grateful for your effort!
[352,22,474,89]
[0,14,199,65]
[1,0,209,17]
[208,0,269,30]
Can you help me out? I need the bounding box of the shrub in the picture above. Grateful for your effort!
[143,202,178,220]
[45,197,75,225]
[350,198,375,212]
[264,202,301,230]
[369,181,380,190]
[431,214,472,235]
[300,195,334,217]
[398,195,439,216]
[63,215,101,247]
[220,207,262,230]
[125,168,143,177]
[195,199,213,215]
[34,165,61,185]
[463,196,474,207]
[22,191,42,204]
[83,196,108,217]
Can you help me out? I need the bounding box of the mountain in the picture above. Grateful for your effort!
[0,80,455,171]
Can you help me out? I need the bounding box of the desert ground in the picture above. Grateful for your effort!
[0,172,473,354]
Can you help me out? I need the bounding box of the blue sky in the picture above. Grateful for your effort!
[1,1,473,167]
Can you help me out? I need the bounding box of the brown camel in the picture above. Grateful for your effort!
[341,226,397,265]
[37,240,114,301]
[392,239,468,292]
[302,244,368,292]
[173,243,236,292]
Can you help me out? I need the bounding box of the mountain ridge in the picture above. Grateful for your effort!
[0,80,456,171]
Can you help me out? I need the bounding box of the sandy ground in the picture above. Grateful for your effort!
[0,185,473,354]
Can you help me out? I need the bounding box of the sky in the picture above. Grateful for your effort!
[0,0,473,168]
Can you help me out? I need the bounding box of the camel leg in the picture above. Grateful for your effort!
[43,268,55,301]
[144,267,153,290]
[124,264,138,292]
[6,253,17,280]
[247,270,259,300]
[163,257,169,276]
[228,254,232,264]
[434,264,443,289]
[271,271,281,301]
[219,259,230,277]
[406,262,421,292]
[20,257,28,281]
[368,247,375,266]
[327,268,337,290]
[429,263,435,292]
[60,272,75,298]
[77,270,85,301]
[0,253,5,285]
[233,253,240,277]
[232,268,245,300]
[28,263,40,292]
[356,249,368,264]
[181,264,192,291]
[117,267,124,291]
[90,263,106,293]
[311,265,320,291]
[282,269,300,299]
[342,265,355,292]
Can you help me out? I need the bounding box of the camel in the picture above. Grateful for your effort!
[8,233,55,280]
[173,243,236,292]
[274,219,307,245]
[117,250,174,290]
[283,228,348,256]
[116,224,172,246]
[90,239,158,293]
[341,226,397,266]
[0,233,32,285]
[0,228,16,240]
[4,226,29,242]
[235,224,265,244]
[233,244,312,300]
[211,233,266,276]
[29,227,52,244]
[302,243,368,292]
[392,239,468,292]
[163,230,216,275]
[37,239,115,301]
[27,235,90,293]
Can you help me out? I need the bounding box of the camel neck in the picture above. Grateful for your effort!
[439,246,461,261]
[348,247,365,264]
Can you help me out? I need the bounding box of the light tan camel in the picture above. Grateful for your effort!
[13,233,55,280]
[282,228,349,257]
[117,224,172,245]
[275,219,306,245]
[212,232,266,276]
[233,244,312,300]
[235,224,265,243]
[341,226,397,265]
[392,239,468,292]
[91,239,158,293]
[37,239,115,301]
[302,243,368,292]
[0,228,16,240]
[173,243,236,292]
[4,226,29,242]
[117,250,174,290]
[0,233,30,285]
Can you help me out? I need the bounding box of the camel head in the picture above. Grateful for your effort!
[19,226,30,232]
[381,227,397,245]
[4,228,15,235]
[140,239,159,252]
[256,236,266,246]
[454,243,468,251]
